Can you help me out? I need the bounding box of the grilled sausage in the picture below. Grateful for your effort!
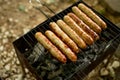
[35,32,67,63]
[78,3,107,29]
[72,6,102,33]
[68,13,99,41]
[57,20,87,49]
[49,22,79,53]
[64,15,94,45]
[45,30,77,62]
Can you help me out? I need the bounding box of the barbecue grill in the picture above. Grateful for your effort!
[13,0,120,80]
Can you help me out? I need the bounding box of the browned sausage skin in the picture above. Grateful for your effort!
[35,32,67,63]
[72,6,102,33]
[67,13,99,41]
[78,3,107,29]
[49,22,79,53]
[45,30,77,62]
[57,20,87,49]
[63,15,94,45]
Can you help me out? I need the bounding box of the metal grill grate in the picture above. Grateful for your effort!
[13,0,120,80]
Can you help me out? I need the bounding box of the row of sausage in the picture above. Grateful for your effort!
[35,3,107,63]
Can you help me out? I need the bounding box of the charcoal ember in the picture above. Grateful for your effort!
[36,66,48,78]
[40,71,46,77]
[60,63,78,79]
[40,60,57,71]
[90,43,99,53]
[87,53,95,60]
[84,49,96,61]
[27,43,45,64]
[31,55,46,68]
[47,69,63,79]
[80,45,99,62]
[41,66,51,71]
[41,64,56,71]
[47,62,57,71]
[51,59,60,65]
[76,55,84,65]
[35,56,63,79]
[97,42,107,53]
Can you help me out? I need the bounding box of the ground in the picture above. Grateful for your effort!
[0,0,120,80]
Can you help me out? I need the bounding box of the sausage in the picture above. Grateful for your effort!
[35,32,67,63]
[78,3,107,29]
[45,30,77,62]
[49,22,79,53]
[72,6,102,33]
[64,15,94,45]
[68,13,99,41]
[57,20,87,49]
